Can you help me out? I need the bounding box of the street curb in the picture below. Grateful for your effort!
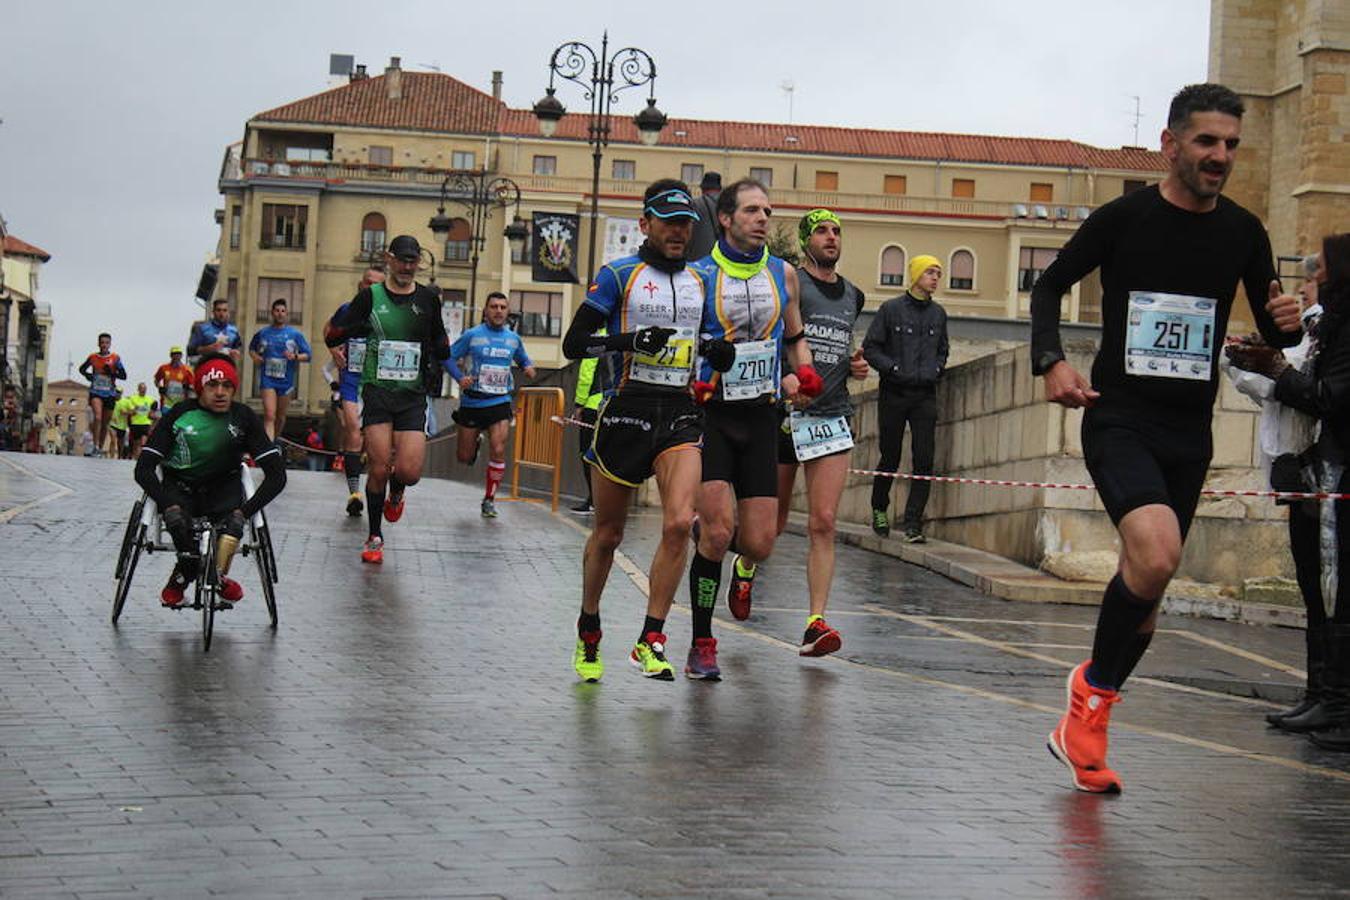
[786,515,1308,630]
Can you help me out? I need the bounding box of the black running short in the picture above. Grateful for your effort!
[702,401,780,498]
[586,393,702,487]
[452,401,514,431]
[361,384,428,432]
[129,423,150,442]
[1082,410,1211,537]
[160,471,245,520]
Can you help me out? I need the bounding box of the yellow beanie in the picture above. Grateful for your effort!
[909,254,942,288]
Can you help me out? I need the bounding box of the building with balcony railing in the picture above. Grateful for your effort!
[0,232,53,446]
[212,57,1166,422]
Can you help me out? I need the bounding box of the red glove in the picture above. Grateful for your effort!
[795,364,824,397]
[692,381,716,405]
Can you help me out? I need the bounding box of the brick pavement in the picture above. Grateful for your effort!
[3,451,1350,898]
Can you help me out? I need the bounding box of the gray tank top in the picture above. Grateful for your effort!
[795,269,864,418]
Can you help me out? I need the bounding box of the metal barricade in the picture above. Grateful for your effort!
[510,387,566,512]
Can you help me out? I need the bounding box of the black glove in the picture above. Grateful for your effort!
[699,338,736,373]
[632,326,676,355]
[162,505,194,554]
[223,509,246,540]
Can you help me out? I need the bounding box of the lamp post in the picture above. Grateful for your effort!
[532,32,668,284]
[427,171,529,309]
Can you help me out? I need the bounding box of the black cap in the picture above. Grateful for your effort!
[700,172,722,191]
[388,235,421,260]
[643,187,700,221]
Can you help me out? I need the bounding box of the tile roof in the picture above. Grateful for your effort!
[254,71,504,135]
[3,235,51,262]
[253,71,1164,173]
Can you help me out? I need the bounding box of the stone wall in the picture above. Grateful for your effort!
[787,343,1294,589]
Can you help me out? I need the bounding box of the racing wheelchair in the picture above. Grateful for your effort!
[112,463,278,650]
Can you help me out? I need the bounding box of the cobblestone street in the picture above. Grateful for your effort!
[3,451,1350,898]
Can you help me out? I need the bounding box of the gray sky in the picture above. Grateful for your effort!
[1,0,1210,389]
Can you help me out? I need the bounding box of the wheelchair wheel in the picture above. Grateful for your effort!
[199,528,217,652]
[111,523,145,624]
[260,509,279,584]
[115,499,144,580]
[249,518,278,627]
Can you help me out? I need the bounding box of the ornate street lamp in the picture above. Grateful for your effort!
[427,171,524,308]
[532,32,667,283]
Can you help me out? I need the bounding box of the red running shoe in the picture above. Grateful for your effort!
[361,536,384,565]
[1047,661,1123,794]
[383,493,405,523]
[161,582,185,608]
[799,617,842,657]
[727,554,755,620]
[219,577,244,603]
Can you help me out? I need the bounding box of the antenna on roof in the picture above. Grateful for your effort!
[416,62,442,72]
[1126,94,1141,146]
[779,79,795,124]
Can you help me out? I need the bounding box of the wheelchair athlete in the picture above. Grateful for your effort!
[134,355,287,607]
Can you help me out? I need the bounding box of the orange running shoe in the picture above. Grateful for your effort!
[384,493,405,523]
[1047,661,1123,794]
[361,536,384,564]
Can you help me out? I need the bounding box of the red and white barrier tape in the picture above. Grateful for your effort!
[549,414,1350,501]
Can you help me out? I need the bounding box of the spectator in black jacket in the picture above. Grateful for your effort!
[862,254,950,541]
[1230,232,1350,750]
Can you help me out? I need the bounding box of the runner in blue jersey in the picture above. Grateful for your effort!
[684,178,823,679]
[560,179,714,683]
[248,297,312,440]
[448,291,537,518]
[327,266,385,517]
[187,298,243,365]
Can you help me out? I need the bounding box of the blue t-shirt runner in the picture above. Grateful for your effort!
[446,323,534,409]
[249,325,311,393]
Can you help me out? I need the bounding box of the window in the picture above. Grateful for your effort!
[949,249,975,290]
[226,278,238,318]
[286,147,330,162]
[749,167,773,187]
[510,289,562,337]
[680,163,704,186]
[880,246,906,286]
[532,155,557,176]
[67,415,77,429]
[360,212,386,256]
[1030,182,1054,203]
[444,218,472,262]
[255,277,304,324]
[1123,179,1147,195]
[612,159,636,180]
[369,145,393,166]
[883,175,907,195]
[229,206,241,250]
[951,178,975,198]
[1018,247,1060,292]
[815,171,839,191]
[510,217,533,264]
[451,150,476,170]
[260,203,307,249]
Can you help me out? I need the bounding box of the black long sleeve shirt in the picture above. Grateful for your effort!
[1030,185,1295,423]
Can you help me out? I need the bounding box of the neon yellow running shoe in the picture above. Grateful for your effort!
[629,632,675,681]
[574,631,603,683]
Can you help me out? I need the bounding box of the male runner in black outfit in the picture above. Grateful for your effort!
[1031,83,1302,793]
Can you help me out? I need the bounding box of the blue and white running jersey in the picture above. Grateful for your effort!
[446,323,533,408]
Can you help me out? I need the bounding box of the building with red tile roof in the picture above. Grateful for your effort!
[214,59,1170,417]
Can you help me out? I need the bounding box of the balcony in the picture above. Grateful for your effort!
[225,159,1097,222]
